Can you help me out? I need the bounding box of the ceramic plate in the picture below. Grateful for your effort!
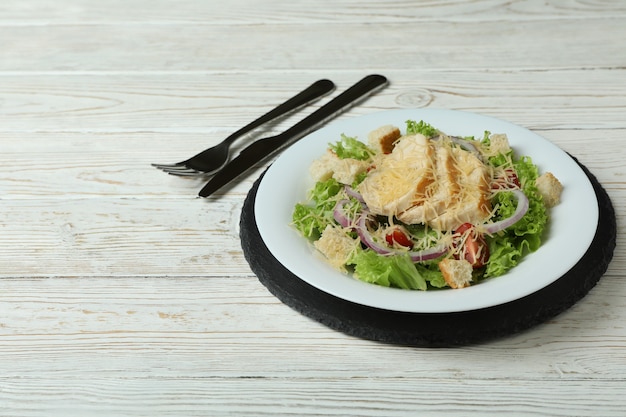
[254,109,598,313]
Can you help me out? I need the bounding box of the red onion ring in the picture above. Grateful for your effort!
[354,211,392,255]
[332,199,353,228]
[431,135,482,158]
[344,185,365,203]
[484,189,529,234]
[408,244,449,262]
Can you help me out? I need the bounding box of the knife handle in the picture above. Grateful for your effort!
[198,75,388,198]
[271,74,388,149]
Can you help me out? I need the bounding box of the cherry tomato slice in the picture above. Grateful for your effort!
[492,168,521,190]
[506,168,521,187]
[385,227,414,249]
[453,223,489,268]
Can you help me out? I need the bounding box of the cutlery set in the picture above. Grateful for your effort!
[152,74,388,197]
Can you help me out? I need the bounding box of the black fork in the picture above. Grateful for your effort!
[152,79,335,176]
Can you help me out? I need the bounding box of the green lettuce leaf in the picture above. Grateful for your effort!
[405,120,438,137]
[485,156,548,277]
[292,178,343,239]
[417,263,448,288]
[349,248,447,290]
[329,134,373,160]
[350,248,428,290]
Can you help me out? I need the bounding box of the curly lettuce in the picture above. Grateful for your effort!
[405,120,438,137]
[329,134,374,160]
[292,178,343,239]
[485,155,548,277]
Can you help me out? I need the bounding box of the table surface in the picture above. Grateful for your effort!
[1,1,624,416]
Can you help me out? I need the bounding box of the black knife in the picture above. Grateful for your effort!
[198,74,388,197]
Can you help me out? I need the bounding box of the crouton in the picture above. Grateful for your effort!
[535,171,563,208]
[309,150,335,182]
[314,225,357,269]
[486,133,511,156]
[368,124,401,154]
[438,258,473,289]
[309,150,370,185]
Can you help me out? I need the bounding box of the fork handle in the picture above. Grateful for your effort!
[270,74,389,150]
[222,78,336,145]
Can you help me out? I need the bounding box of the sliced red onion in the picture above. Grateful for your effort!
[432,135,483,160]
[333,199,353,228]
[355,211,392,255]
[451,136,484,161]
[408,244,448,262]
[484,189,529,234]
[355,211,448,262]
[450,136,479,153]
[344,185,365,203]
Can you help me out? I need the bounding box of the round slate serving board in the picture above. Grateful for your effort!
[239,157,616,347]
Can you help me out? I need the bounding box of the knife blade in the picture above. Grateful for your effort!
[198,74,388,198]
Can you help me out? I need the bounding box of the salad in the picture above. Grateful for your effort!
[292,120,563,290]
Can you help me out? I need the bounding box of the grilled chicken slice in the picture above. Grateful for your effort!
[359,134,492,231]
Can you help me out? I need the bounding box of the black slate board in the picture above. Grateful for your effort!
[239,157,616,347]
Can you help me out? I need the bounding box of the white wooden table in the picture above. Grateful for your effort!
[1,1,624,415]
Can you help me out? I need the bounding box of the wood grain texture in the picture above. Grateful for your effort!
[2,0,625,24]
[0,0,624,415]
[0,275,625,416]
[1,70,625,131]
[1,19,625,72]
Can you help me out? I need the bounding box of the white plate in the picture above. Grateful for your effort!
[254,109,598,313]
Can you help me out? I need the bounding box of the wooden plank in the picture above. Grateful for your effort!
[0,19,624,72]
[0,198,252,277]
[0,276,624,378]
[0,377,624,416]
[1,0,625,24]
[0,70,624,132]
